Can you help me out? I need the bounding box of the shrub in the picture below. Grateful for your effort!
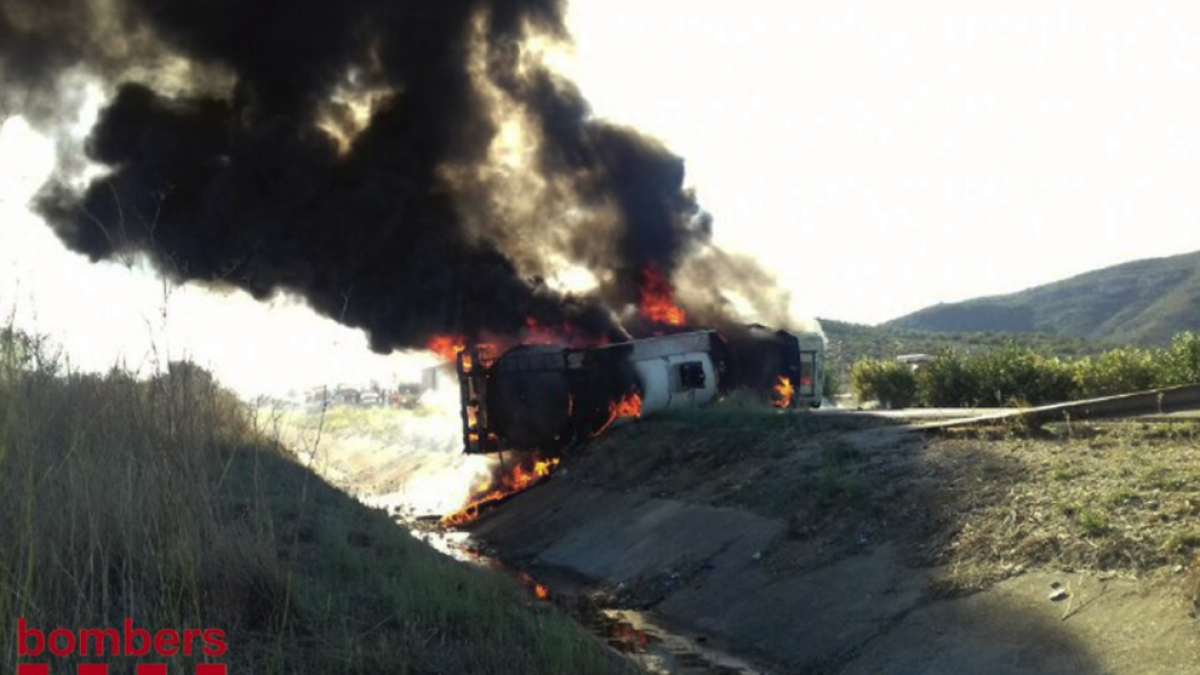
[0,326,61,378]
[965,343,1077,407]
[1074,347,1160,398]
[823,363,843,400]
[1160,331,1200,387]
[850,358,917,408]
[916,349,980,407]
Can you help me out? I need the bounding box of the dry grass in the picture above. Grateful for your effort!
[1185,555,1200,618]
[0,359,279,671]
[571,408,1200,605]
[916,421,1200,594]
[0,331,634,674]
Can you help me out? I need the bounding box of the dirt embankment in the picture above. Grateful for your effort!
[469,410,1200,674]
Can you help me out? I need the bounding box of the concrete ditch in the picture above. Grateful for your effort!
[469,476,1199,674]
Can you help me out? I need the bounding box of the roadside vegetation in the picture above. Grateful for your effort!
[0,326,632,674]
[850,330,1200,408]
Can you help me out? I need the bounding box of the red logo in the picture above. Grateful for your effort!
[15,618,228,674]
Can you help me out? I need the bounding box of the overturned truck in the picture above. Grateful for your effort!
[456,325,825,455]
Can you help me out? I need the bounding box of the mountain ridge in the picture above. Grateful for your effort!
[881,250,1200,345]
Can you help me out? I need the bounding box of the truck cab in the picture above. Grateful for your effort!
[791,330,826,408]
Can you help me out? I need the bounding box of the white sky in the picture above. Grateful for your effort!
[4,0,1200,393]
[564,0,1200,322]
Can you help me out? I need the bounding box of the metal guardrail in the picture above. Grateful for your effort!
[911,383,1200,431]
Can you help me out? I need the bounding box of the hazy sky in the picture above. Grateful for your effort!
[3,0,1200,392]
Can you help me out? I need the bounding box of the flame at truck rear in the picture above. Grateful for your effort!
[773,376,795,409]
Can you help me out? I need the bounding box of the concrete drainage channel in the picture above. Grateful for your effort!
[394,467,1200,675]
[407,522,771,675]
[405,474,931,675]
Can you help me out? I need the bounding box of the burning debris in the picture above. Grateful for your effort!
[439,453,560,527]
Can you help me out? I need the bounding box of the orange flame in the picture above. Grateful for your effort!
[440,456,561,527]
[608,622,650,652]
[611,389,643,418]
[523,317,561,345]
[591,388,643,438]
[428,335,466,362]
[517,572,551,601]
[638,264,686,326]
[772,376,795,409]
[519,317,610,348]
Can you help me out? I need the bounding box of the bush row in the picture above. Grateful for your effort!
[851,331,1200,408]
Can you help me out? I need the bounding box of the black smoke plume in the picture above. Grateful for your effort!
[1,0,792,350]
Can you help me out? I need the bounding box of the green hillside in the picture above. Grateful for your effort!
[883,250,1200,345]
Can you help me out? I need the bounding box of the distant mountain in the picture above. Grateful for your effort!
[883,250,1200,345]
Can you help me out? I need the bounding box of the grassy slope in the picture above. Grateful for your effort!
[570,406,1200,604]
[881,249,1200,345]
[0,357,631,674]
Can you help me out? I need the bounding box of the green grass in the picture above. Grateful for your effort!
[0,328,632,674]
[1103,486,1135,507]
[1076,506,1112,537]
[571,402,891,528]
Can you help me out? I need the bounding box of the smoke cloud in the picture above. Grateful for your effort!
[1,0,797,351]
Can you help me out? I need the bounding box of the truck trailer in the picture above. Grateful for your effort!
[455,323,825,456]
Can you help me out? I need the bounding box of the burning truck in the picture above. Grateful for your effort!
[455,324,826,456]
